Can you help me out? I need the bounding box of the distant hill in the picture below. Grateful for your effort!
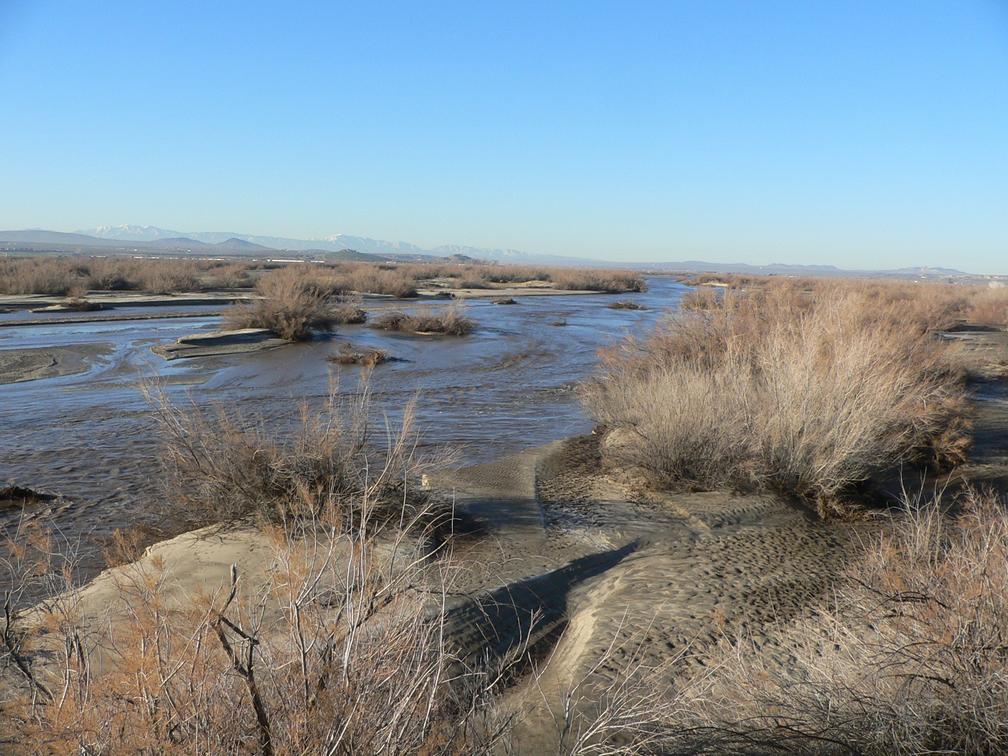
[214,237,270,251]
[0,227,989,280]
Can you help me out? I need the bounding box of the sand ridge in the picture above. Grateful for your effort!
[0,343,114,384]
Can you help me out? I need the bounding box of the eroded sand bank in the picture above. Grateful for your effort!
[0,343,113,384]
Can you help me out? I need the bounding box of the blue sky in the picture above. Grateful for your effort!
[1,1,1006,272]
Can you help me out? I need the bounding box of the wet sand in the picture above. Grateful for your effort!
[152,328,289,360]
[0,343,113,384]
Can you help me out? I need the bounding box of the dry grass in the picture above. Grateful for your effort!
[968,286,1008,327]
[371,304,476,336]
[673,486,1008,753]
[584,284,970,515]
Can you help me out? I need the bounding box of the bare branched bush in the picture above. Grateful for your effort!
[584,286,970,514]
[0,503,516,752]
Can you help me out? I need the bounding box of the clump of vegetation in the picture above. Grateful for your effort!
[370,304,476,336]
[223,266,337,341]
[680,487,1008,753]
[61,284,104,311]
[678,287,721,310]
[0,254,648,298]
[969,286,1008,327]
[492,297,518,305]
[329,296,367,324]
[606,300,646,310]
[583,285,970,516]
[0,493,514,754]
[551,269,647,293]
[327,345,390,366]
[144,378,436,531]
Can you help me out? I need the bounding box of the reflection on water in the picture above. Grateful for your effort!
[0,276,685,553]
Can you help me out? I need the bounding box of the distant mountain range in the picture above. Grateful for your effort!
[0,225,987,280]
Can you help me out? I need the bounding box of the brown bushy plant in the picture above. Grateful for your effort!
[144,378,437,532]
[584,285,970,514]
[0,500,515,753]
[370,304,475,336]
[223,266,337,340]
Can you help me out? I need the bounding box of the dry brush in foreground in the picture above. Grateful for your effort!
[674,486,1008,754]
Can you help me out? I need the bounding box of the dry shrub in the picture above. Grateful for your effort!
[99,524,163,568]
[224,266,337,340]
[551,269,647,293]
[678,286,721,311]
[968,286,1008,327]
[679,487,1008,753]
[371,304,476,336]
[606,300,646,310]
[330,302,367,324]
[144,377,439,533]
[340,264,419,298]
[0,256,258,295]
[328,345,390,366]
[584,286,969,514]
[0,506,514,753]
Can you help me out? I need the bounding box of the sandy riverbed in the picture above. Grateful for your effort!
[0,343,113,384]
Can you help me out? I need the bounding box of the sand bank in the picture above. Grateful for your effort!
[0,343,113,384]
[152,328,288,360]
[0,291,253,310]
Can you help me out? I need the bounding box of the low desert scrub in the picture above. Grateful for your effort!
[144,377,439,533]
[329,298,367,324]
[371,304,476,336]
[224,266,337,340]
[676,487,1008,753]
[0,254,646,298]
[968,286,1008,327]
[0,499,519,753]
[551,269,647,293]
[678,286,721,311]
[584,286,970,515]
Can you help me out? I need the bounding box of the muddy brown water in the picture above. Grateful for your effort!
[0,277,687,573]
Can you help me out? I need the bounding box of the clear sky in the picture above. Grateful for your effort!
[1,1,1006,272]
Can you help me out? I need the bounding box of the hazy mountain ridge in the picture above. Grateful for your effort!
[0,227,988,279]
